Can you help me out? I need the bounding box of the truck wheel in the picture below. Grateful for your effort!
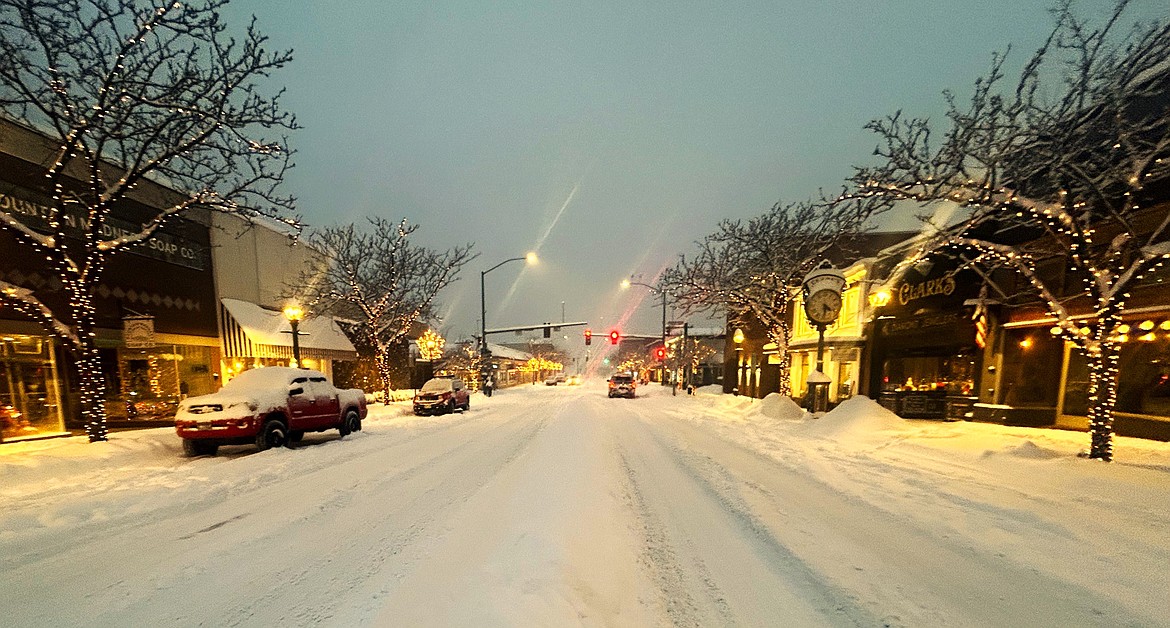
[462,397,470,411]
[182,439,217,457]
[256,419,288,451]
[447,399,457,414]
[339,410,361,437]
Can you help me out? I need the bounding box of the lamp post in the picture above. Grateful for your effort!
[282,304,304,368]
[621,277,669,386]
[481,253,538,385]
[732,327,745,395]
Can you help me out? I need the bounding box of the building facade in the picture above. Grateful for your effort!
[0,118,220,439]
[210,212,357,383]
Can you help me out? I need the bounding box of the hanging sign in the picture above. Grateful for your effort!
[123,315,156,348]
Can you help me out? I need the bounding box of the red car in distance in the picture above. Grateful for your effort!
[413,377,471,415]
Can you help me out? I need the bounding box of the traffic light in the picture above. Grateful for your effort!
[584,329,592,345]
[609,330,620,345]
[655,347,666,361]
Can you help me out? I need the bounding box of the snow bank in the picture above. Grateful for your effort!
[803,396,908,440]
[753,393,807,422]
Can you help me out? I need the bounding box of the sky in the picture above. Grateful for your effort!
[220,0,1163,357]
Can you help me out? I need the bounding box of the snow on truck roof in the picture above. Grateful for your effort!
[223,367,327,391]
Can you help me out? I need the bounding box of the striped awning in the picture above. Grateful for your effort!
[219,298,357,361]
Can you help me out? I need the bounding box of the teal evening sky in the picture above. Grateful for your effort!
[222,1,1166,345]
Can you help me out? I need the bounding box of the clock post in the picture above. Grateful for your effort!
[802,263,846,413]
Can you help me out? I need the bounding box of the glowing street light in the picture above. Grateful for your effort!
[282,304,305,367]
[480,252,538,359]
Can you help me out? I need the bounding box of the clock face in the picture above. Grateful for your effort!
[806,289,842,324]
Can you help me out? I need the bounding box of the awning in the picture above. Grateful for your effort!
[220,298,357,361]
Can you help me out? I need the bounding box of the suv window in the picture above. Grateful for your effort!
[612,375,634,384]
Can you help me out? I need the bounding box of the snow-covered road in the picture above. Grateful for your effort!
[2,383,1168,626]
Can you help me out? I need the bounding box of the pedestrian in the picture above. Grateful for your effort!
[483,375,494,397]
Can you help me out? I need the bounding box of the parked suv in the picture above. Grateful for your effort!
[175,367,367,456]
[608,374,636,398]
[414,377,470,415]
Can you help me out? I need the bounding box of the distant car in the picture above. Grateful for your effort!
[608,374,636,398]
[414,377,470,415]
[555,373,567,383]
[566,375,582,386]
[175,367,367,456]
[544,376,559,386]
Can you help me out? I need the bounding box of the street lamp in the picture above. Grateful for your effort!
[282,304,304,368]
[732,328,745,395]
[480,252,538,363]
[621,276,669,386]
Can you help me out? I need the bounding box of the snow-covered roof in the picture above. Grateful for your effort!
[221,298,356,357]
[487,342,531,361]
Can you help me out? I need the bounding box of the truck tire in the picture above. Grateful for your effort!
[182,439,218,457]
[339,410,361,437]
[447,399,457,414]
[462,397,470,412]
[256,418,289,451]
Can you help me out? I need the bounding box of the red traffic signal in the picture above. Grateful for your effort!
[654,347,666,361]
[609,330,620,345]
[584,329,592,345]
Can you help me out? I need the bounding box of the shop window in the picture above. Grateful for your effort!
[1062,348,1089,416]
[1,334,66,441]
[1063,332,1170,418]
[882,352,976,394]
[1000,330,1062,407]
[104,344,217,421]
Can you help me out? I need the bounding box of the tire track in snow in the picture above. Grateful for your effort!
[617,399,880,627]
[616,447,710,628]
[650,408,1155,627]
[225,402,559,626]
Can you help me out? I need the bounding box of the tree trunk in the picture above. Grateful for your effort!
[767,327,791,396]
[376,351,394,405]
[68,282,109,442]
[1084,343,1119,461]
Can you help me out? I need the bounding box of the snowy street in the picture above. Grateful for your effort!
[3,383,1169,627]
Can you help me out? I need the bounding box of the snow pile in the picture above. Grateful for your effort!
[802,396,908,440]
[984,439,1066,460]
[753,393,807,422]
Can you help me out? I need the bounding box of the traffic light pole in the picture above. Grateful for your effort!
[660,290,667,386]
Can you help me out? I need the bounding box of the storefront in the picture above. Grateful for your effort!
[0,328,66,442]
[1,118,220,432]
[999,308,1170,438]
[219,298,358,382]
[97,332,221,423]
[867,262,983,420]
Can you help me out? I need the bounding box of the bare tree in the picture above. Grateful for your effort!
[0,0,297,441]
[293,217,475,403]
[665,196,887,395]
[852,0,1170,460]
[664,336,714,387]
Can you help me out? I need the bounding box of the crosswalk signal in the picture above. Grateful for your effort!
[584,329,592,345]
[609,330,620,345]
[655,347,666,361]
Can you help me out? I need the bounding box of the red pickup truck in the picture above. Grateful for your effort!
[175,367,367,456]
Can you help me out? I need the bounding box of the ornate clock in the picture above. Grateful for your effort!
[805,289,842,325]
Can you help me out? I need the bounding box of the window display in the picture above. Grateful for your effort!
[0,334,65,441]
